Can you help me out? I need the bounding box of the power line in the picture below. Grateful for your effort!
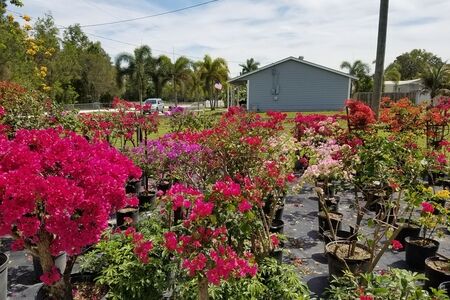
[75,0,219,28]
[5,6,245,65]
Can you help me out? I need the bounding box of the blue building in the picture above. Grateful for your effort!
[228,56,357,112]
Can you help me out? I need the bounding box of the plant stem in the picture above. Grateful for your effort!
[198,276,209,300]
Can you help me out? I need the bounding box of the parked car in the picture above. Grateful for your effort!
[143,98,164,113]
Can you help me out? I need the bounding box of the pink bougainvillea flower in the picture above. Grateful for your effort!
[40,266,61,286]
[238,199,252,213]
[133,240,153,264]
[164,232,178,251]
[390,240,403,250]
[421,202,435,214]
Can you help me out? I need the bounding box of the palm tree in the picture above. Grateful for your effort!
[239,58,260,75]
[340,60,371,94]
[198,55,229,110]
[171,56,191,105]
[115,45,152,105]
[189,62,204,109]
[149,55,172,98]
[421,62,450,99]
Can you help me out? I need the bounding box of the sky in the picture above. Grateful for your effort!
[11,0,450,77]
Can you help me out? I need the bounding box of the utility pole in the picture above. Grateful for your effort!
[172,47,177,106]
[372,0,389,118]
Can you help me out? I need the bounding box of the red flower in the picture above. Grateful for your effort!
[270,234,280,247]
[164,232,178,251]
[421,202,435,214]
[133,240,153,264]
[238,199,252,213]
[391,240,403,250]
[242,136,262,147]
[360,295,374,300]
[345,99,376,130]
[40,266,61,286]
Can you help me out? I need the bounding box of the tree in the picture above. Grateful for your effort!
[149,55,171,98]
[171,56,191,105]
[239,58,260,75]
[115,45,153,105]
[188,62,204,108]
[0,6,36,87]
[198,55,229,110]
[340,60,372,94]
[421,62,450,99]
[384,64,401,82]
[386,49,443,80]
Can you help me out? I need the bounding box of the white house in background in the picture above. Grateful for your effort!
[384,79,430,104]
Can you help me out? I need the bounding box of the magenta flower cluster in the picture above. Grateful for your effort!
[0,128,141,256]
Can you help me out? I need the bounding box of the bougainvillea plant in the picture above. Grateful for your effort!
[0,81,79,134]
[161,182,259,300]
[0,128,141,299]
[423,96,450,149]
[345,99,376,131]
[80,97,159,150]
[379,97,424,133]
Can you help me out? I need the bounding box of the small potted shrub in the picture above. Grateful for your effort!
[325,268,449,299]
[405,201,448,270]
[425,255,450,289]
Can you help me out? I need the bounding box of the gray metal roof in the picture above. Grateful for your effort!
[229,56,358,83]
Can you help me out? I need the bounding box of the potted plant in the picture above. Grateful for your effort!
[405,201,448,270]
[0,246,7,300]
[0,128,141,299]
[326,268,448,299]
[425,255,450,289]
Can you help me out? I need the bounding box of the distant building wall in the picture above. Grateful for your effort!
[243,60,350,112]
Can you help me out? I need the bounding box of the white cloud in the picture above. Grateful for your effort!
[14,0,450,77]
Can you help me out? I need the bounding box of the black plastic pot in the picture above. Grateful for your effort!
[374,202,397,224]
[274,205,284,221]
[428,172,445,186]
[366,192,389,211]
[318,211,342,235]
[0,253,8,300]
[318,197,339,213]
[439,281,450,294]
[270,248,283,264]
[116,207,139,228]
[138,191,156,211]
[323,230,356,245]
[325,241,371,278]
[157,179,172,194]
[424,256,450,289]
[316,181,335,198]
[395,222,421,250]
[269,219,284,234]
[125,180,141,194]
[405,237,440,270]
[33,252,67,282]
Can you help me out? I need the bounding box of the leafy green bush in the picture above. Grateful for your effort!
[325,268,449,300]
[166,107,217,132]
[79,218,181,300]
[179,258,310,300]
